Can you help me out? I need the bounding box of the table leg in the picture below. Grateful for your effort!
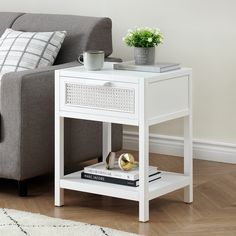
[55,116,64,206]
[102,122,112,162]
[139,124,149,222]
[184,115,193,203]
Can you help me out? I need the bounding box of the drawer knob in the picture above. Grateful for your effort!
[102,82,112,87]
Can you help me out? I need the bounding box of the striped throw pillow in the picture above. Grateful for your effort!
[0,28,66,76]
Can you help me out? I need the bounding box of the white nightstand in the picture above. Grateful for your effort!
[54,62,193,222]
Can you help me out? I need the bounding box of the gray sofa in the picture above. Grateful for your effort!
[0,12,123,196]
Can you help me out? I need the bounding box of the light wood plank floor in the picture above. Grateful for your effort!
[0,152,236,236]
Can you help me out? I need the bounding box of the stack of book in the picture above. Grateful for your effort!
[81,162,161,187]
[113,61,181,73]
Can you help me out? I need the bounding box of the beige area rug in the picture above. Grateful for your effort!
[0,208,140,236]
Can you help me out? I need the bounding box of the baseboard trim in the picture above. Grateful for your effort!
[123,131,236,164]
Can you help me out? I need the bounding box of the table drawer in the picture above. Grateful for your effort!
[60,77,138,119]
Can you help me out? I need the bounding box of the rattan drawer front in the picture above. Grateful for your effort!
[65,82,135,113]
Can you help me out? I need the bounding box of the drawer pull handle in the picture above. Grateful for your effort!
[92,81,112,87]
[102,82,112,87]
[79,81,112,87]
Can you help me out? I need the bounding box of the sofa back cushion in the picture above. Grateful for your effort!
[11,13,113,64]
[0,12,23,36]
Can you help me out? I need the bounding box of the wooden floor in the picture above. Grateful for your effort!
[0,152,236,236]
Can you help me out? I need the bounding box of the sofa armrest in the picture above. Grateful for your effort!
[0,61,78,180]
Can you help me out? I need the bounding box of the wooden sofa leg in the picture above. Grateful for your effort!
[18,180,28,197]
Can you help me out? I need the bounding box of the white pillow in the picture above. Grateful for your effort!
[0,28,66,76]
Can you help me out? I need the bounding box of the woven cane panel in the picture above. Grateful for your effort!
[65,83,135,113]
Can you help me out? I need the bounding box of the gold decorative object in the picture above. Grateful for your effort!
[118,153,138,171]
[105,152,116,170]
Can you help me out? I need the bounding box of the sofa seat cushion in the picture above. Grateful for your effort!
[0,28,66,75]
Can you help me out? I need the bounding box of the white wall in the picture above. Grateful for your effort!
[2,0,236,144]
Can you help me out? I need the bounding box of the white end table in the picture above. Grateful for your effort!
[54,62,193,222]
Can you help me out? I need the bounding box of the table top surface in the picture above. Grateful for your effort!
[58,62,192,81]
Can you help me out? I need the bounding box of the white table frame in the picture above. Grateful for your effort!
[54,64,193,222]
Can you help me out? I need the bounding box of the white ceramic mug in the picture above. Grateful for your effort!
[78,50,104,70]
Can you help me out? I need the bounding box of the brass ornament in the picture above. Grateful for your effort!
[118,153,138,171]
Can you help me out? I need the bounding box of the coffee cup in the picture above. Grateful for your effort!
[78,50,104,71]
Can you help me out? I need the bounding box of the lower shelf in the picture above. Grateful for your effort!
[60,170,190,201]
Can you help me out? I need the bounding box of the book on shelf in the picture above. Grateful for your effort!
[113,61,181,73]
[84,162,158,181]
[81,171,161,187]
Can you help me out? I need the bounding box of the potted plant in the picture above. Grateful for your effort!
[123,27,163,65]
